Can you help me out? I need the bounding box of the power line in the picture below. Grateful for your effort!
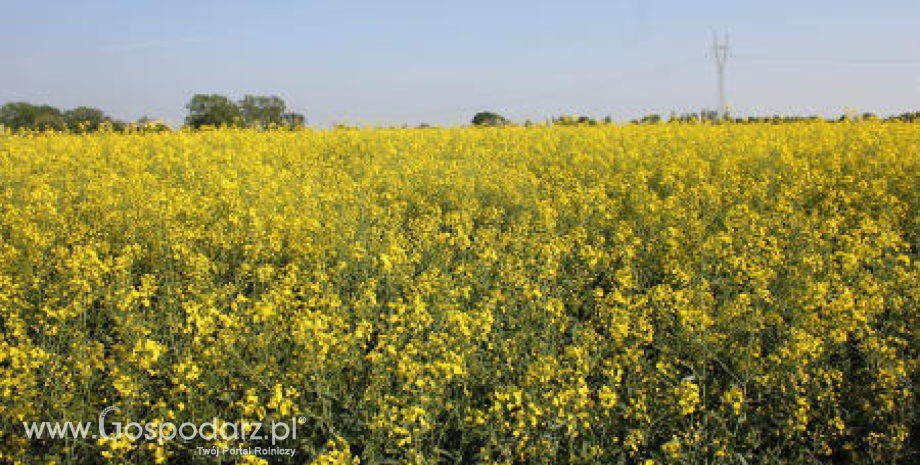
[322,58,705,121]
[733,54,920,64]
[312,44,919,124]
[709,39,919,114]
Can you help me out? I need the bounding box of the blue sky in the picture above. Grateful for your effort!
[2,0,918,127]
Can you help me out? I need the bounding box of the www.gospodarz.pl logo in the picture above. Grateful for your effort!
[23,406,304,455]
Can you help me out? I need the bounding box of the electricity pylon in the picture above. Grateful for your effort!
[713,32,730,117]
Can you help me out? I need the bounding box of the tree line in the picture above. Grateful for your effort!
[469,110,920,127]
[183,94,305,129]
[0,94,306,133]
[0,102,167,133]
[2,99,916,133]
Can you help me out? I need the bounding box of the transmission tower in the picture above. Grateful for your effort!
[712,32,730,116]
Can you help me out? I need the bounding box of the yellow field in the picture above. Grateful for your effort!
[0,122,918,464]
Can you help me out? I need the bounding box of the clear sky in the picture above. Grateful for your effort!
[2,0,919,127]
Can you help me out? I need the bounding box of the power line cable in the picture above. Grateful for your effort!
[313,49,920,124]
[323,57,706,121]
[733,54,920,64]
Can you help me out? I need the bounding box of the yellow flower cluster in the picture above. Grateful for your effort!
[0,121,917,464]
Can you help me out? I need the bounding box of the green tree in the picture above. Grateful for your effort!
[63,106,109,132]
[282,111,306,128]
[0,102,63,131]
[33,113,67,131]
[238,95,286,128]
[184,94,241,128]
[472,111,508,127]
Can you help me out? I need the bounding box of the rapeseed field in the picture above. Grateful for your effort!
[0,121,917,464]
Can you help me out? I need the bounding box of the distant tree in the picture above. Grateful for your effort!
[134,116,171,132]
[552,115,596,126]
[886,111,919,122]
[184,94,241,128]
[282,111,306,128]
[0,102,63,131]
[552,115,576,126]
[0,102,37,130]
[332,121,359,130]
[33,112,67,131]
[702,110,719,122]
[472,111,508,127]
[63,106,109,132]
[639,114,661,124]
[238,95,286,128]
